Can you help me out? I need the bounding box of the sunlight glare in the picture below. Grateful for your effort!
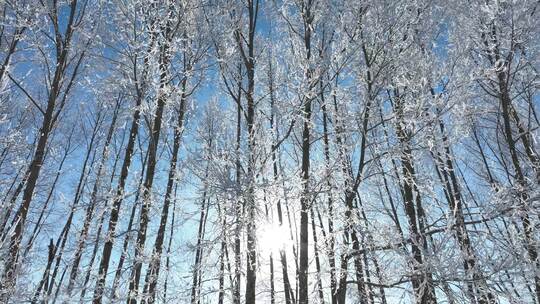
[258,221,292,254]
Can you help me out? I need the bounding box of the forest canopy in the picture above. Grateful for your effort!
[0,0,539,303]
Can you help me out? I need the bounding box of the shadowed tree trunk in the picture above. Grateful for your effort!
[268,53,294,304]
[298,1,316,303]
[232,1,260,301]
[142,77,188,304]
[66,99,122,296]
[0,2,86,300]
[92,72,144,304]
[127,12,176,301]
[32,108,103,303]
[190,167,211,304]
[391,90,437,304]
[92,13,161,301]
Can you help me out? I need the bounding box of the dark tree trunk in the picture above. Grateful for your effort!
[142,81,187,304]
[93,91,143,304]
[298,2,315,303]
[269,55,294,304]
[67,99,121,296]
[392,91,437,304]
[110,146,149,301]
[190,164,211,304]
[127,11,177,302]
[0,2,82,299]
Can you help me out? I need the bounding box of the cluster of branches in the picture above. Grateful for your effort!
[0,0,538,303]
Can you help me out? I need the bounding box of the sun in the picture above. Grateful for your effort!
[258,221,292,254]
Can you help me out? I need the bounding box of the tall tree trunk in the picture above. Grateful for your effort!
[332,80,371,304]
[80,205,107,303]
[217,204,228,304]
[298,2,315,303]
[235,1,260,301]
[142,80,187,304]
[127,24,174,301]
[190,162,211,304]
[320,88,337,304]
[311,208,325,304]
[263,191,276,304]
[498,74,540,304]
[233,69,243,304]
[32,109,102,303]
[93,90,143,304]
[92,9,160,300]
[430,112,495,304]
[392,91,437,304]
[22,136,72,260]
[110,147,148,301]
[475,21,540,302]
[162,184,178,304]
[82,117,127,303]
[66,99,121,296]
[0,2,82,299]
[269,58,294,304]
